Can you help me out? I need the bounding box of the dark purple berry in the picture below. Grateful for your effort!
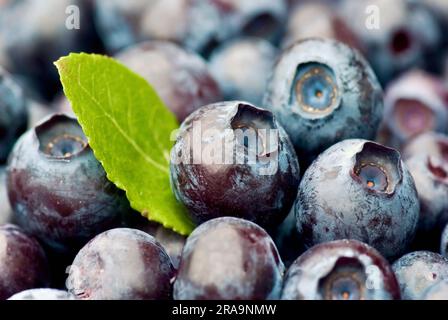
[66,228,175,300]
[209,37,277,106]
[173,217,284,300]
[170,101,300,228]
[0,68,28,163]
[296,139,419,259]
[282,240,400,300]
[263,38,383,161]
[6,114,130,254]
[382,71,447,147]
[0,224,50,300]
[116,41,222,122]
[392,251,448,299]
[8,289,77,300]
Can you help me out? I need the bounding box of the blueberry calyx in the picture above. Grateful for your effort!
[318,257,366,300]
[394,99,434,136]
[351,142,402,195]
[292,62,340,118]
[35,114,89,160]
[230,103,277,157]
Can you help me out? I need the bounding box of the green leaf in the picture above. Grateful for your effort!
[55,53,195,235]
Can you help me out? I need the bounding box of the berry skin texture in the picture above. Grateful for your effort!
[0,167,12,224]
[66,228,175,300]
[170,101,300,228]
[124,213,186,269]
[281,240,401,300]
[421,280,448,300]
[6,114,131,254]
[173,217,284,300]
[116,41,222,123]
[402,134,448,232]
[8,289,77,300]
[263,38,383,161]
[209,37,278,106]
[0,68,28,164]
[442,224,448,258]
[295,139,419,259]
[0,224,50,300]
[382,71,448,147]
[392,251,448,300]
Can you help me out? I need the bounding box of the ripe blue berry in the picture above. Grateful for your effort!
[7,114,131,254]
[67,228,175,300]
[174,217,284,300]
[170,101,300,228]
[295,139,419,259]
[263,38,383,162]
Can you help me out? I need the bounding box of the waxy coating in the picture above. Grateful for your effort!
[295,139,419,259]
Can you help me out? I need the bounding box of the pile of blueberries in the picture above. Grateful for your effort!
[2,0,448,300]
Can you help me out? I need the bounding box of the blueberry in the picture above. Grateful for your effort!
[382,71,447,147]
[0,68,28,164]
[281,240,400,300]
[263,38,383,162]
[295,139,419,259]
[6,114,130,254]
[340,0,442,83]
[442,224,448,258]
[170,101,300,228]
[173,217,284,300]
[0,0,101,101]
[403,131,448,161]
[421,280,448,300]
[282,2,363,52]
[403,153,448,232]
[116,41,222,122]
[94,0,287,55]
[392,251,448,300]
[0,224,50,300]
[209,37,277,106]
[66,228,175,300]
[8,289,77,300]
